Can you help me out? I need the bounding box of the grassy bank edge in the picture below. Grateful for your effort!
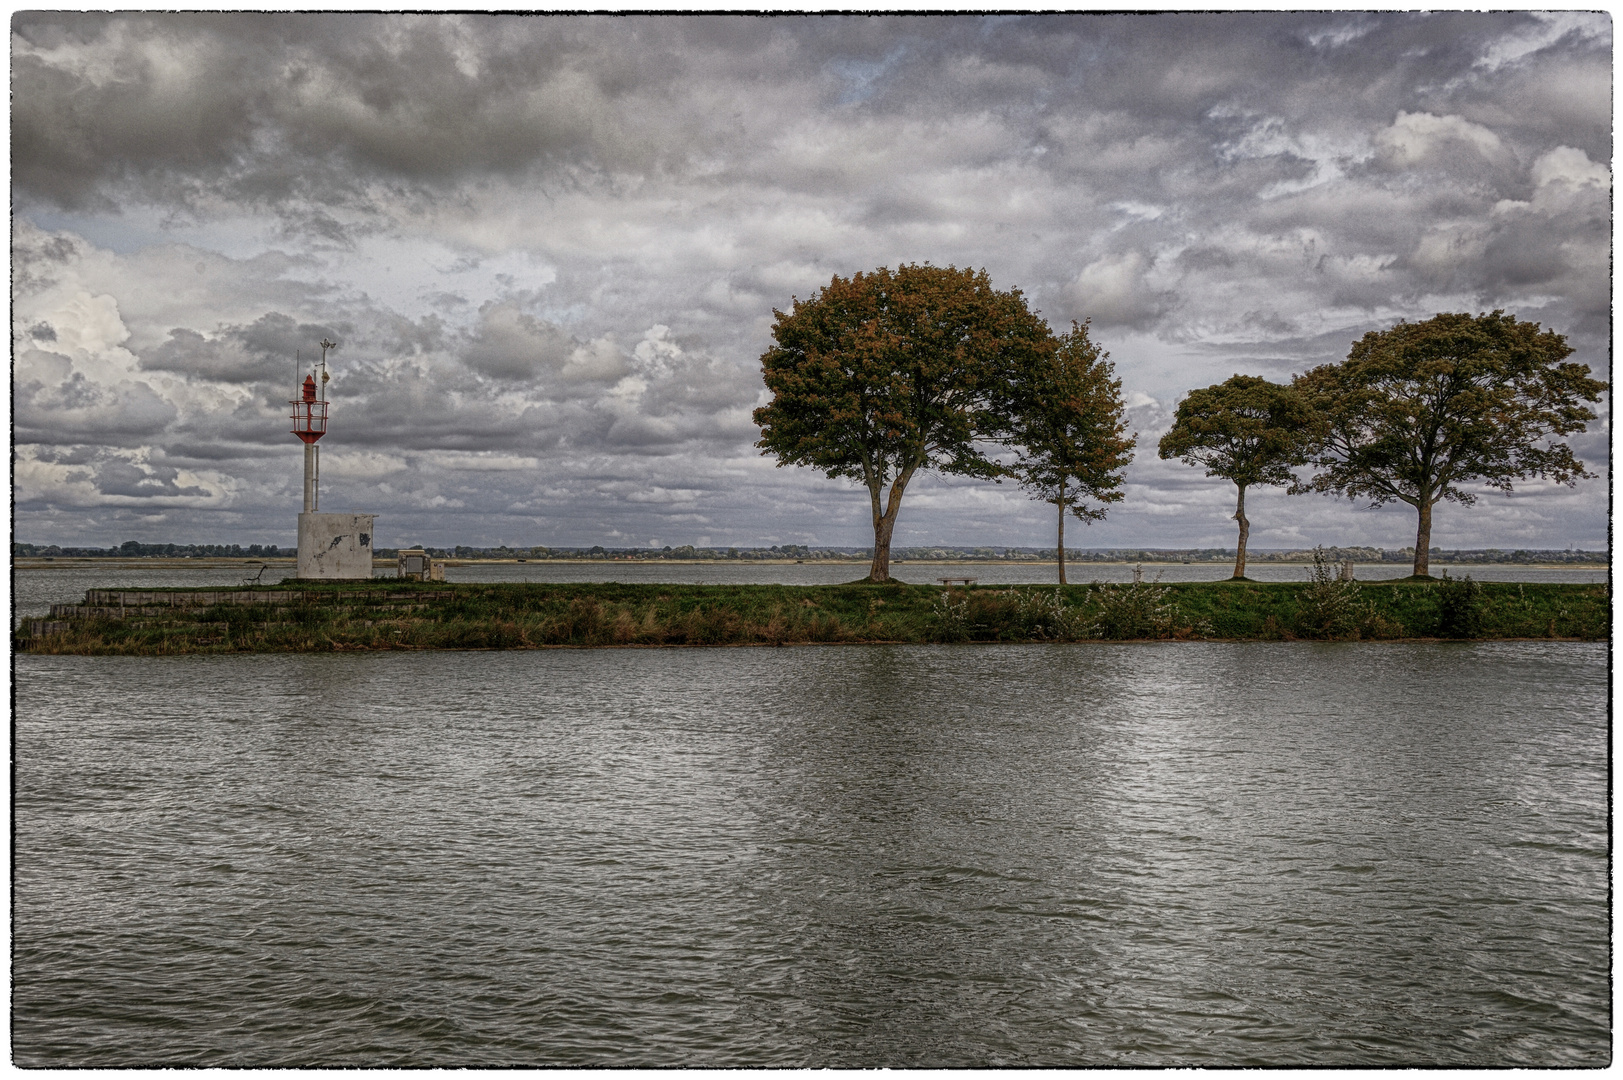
[19,579,1608,655]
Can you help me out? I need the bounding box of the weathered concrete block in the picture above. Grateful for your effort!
[298,513,377,580]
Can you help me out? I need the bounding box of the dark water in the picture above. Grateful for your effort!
[12,642,1609,1066]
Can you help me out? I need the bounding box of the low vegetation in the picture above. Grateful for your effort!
[19,576,1607,655]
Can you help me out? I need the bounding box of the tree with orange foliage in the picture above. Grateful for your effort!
[754,264,1051,582]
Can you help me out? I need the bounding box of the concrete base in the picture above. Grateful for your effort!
[298,512,376,579]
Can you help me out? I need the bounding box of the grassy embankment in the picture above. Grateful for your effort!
[19,576,1608,654]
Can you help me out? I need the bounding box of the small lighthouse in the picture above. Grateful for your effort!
[291,339,375,579]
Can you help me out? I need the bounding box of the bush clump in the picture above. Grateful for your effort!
[1089,579,1178,640]
[1294,547,1366,639]
[1434,572,1485,638]
[930,590,973,642]
[1017,589,1091,641]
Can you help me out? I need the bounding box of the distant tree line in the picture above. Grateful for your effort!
[14,541,285,558]
[382,545,1607,564]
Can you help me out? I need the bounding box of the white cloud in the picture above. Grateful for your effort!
[1530,145,1610,189]
[1069,251,1176,329]
[1373,111,1516,171]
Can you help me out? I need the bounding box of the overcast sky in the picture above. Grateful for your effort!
[12,12,1611,552]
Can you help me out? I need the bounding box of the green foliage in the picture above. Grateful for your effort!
[1015,589,1091,641]
[1158,374,1318,579]
[1157,374,1317,488]
[930,591,973,642]
[19,579,1608,654]
[1000,322,1134,561]
[1088,579,1178,640]
[1434,572,1486,639]
[1294,547,1366,639]
[924,587,1092,642]
[1293,311,1607,575]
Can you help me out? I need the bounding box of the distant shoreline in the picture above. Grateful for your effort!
[13,557,1610,571]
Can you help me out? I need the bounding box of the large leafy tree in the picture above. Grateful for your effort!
[1002,322,1134,585]
[1157,375,1317,580]
[754,264,1051,582]
[1292,311,1607,578]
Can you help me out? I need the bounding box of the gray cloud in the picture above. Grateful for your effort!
[462,302,593,382]
[139,313,347,384]
[11,12,1610,550]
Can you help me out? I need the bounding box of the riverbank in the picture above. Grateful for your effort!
[17,578,1607,654]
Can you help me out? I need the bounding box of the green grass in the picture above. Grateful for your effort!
[18,577,1608,655]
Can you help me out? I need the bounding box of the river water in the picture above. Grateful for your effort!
[11,561,1608,622]
[12,641,1608,1066]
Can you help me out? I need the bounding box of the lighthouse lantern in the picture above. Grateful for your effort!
[291,373,329,445]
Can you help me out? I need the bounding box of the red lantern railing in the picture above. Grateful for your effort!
[290,374,328,444]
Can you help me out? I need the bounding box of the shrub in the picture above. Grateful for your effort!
[963,592,1023,639]
[931,591,972,642]
[1295,547,1365,639]
[566,597,607,642]
[1089,579,1177,639]
[1434,572,1485,638]
[1016,589,1090,641]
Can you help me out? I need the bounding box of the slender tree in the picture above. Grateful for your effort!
[1157,375,1317,579]
[753,264,1051,582]
[1292,311,1606,578]
[1002,322,1134,585]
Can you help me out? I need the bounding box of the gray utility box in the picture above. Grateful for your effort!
[298,512,376,579]
[397,547,445,581]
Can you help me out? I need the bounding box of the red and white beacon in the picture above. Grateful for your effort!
[290,342,332,511]
[290,339,375,579]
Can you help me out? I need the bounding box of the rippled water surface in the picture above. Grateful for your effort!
[13,643,1608,1066]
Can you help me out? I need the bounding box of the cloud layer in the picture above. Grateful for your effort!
[12,13,1611,550]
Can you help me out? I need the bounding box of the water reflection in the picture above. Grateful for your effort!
[13,643,1608,1066]
[735,647,1124,1064]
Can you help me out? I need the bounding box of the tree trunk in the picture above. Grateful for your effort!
[866,476,885,580]
[867,469,913,582]
[1413,497,1433,577]
[1232,484,1249,579]
[1056,494,1067,586]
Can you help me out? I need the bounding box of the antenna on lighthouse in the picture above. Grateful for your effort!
[318,338,335,402]
[313,340,336,508]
